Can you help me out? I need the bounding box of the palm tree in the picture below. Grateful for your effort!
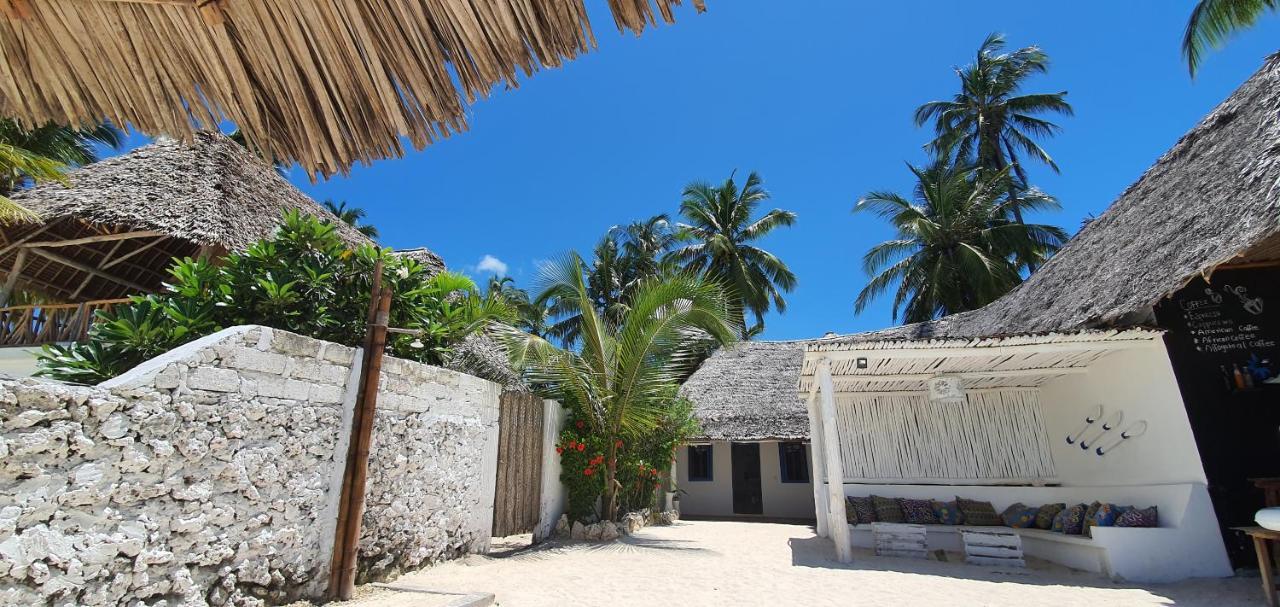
[321,199,380,239]
[0,119,124,222]
[913,33,1072,231]
[498,254,739,521]
[854,161,1067,323]
[1183,0,1277,75]
[669,171,797,336]
[621,214,678,281]
[487,276,554,339]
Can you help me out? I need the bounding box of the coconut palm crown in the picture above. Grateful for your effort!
[669,171,797,336]
[854,161,1066,323]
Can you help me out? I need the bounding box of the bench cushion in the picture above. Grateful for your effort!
[872,495,905,523]
[1035,503,1065,529]
[956,497,1001,526]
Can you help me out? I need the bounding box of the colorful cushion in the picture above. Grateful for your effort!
[871,495,905,523]
[1083,501,1102,526]
[956,497,1001,526]
[1035,503,1066,530]
[899,498,939,525]
[932,500,964,525]
[1050,508,1068,533]
[1000,502,1039,528]
[848,496,877,524]
[1061,503,1089,535]
[844,497,857,524]
[1115,506,1158,528]
[1084,503,1121,538]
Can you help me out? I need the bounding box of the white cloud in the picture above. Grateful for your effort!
[476,254,509,276]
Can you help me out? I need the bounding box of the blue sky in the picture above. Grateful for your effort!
[111,1,1280,340]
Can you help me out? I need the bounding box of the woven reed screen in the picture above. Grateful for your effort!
[833,389,1057,482]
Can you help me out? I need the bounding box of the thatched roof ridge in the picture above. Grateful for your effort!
[679,341,808,441]
[11,132,373,251]
[0,0,704,178]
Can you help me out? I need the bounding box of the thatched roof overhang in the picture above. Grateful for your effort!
[0,0,704,179]
[0,133,388,302]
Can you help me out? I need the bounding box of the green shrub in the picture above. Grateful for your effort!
[37,211,514,383]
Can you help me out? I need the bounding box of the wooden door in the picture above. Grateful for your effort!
[731,442,763,515]
[492,390,545,537]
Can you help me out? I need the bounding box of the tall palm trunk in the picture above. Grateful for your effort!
[603,440,620,521]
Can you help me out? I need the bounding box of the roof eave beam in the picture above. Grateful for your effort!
[21,230,164,249]
[806,338,1160,361]
[28,248,151,294]
[823,367,1090,383]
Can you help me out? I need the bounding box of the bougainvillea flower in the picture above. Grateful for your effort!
[576,443,586,452]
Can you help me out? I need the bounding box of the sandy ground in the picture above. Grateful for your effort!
[348,521,1263,607]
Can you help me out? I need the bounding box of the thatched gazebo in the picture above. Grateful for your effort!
[0,0,704,178]
[0,132,444,347]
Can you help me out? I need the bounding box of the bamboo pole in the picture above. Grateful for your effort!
[327,260,383,601]
[335,286,391,600]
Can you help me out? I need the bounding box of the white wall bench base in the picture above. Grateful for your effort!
[839,482,1232,582]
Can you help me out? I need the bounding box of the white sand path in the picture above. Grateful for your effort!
[363,520,1262,606]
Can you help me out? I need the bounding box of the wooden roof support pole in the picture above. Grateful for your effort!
[0,249,28,308]
[102,237,168,270]
[21,230,163,249]
[28,247,151,294]
[815,358,853,563]
[328,260,387,602]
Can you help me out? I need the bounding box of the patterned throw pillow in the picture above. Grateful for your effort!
[956,497,1001,526]
[1051,508,1068,533]
[1115,506,1159,528]
[871,495,905,523]
[845,497,858,524]
[1062,503,1089,535]
[849,496,877,524]
[1083,501,1102,526]
[932,500,965,525]
[1084,503,1121,538]
[1036,503,1066,530]
[1000,502,1039,528]
[899,498,939,525]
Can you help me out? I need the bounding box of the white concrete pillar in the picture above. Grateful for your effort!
[816,359,852,563]
[805,391,828,537]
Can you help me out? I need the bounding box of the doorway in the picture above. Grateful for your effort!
[731,442,763,515]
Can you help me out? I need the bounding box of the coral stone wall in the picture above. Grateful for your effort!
[0,326,500,607]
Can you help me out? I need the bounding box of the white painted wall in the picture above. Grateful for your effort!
[0,346,40,377]
[1040,343,1210,486]
[534,399,567,542]
[676,440,816,519]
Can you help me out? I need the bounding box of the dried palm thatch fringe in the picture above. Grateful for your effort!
[0,0,705,179]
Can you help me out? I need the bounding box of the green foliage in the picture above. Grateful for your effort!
[1183,0,1278,76]
[36,211,512,383]
[498,254,738,521]
[555,396,700,523]
[853,161,1067,323]
[322,199,380,240]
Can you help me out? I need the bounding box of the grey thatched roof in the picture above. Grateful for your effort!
[392,247,447,277]
[12,132,373,250]
[679,341,808,441]
[680,54,1280,440]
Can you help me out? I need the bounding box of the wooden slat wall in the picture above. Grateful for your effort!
[492,390,545,537]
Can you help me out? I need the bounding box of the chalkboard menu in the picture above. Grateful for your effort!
[1158,269,1279,393]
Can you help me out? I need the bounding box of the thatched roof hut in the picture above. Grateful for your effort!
[680,341,809,441]
[0,132,380,302]
[682,53,1280,441]
[0,0,704,178]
